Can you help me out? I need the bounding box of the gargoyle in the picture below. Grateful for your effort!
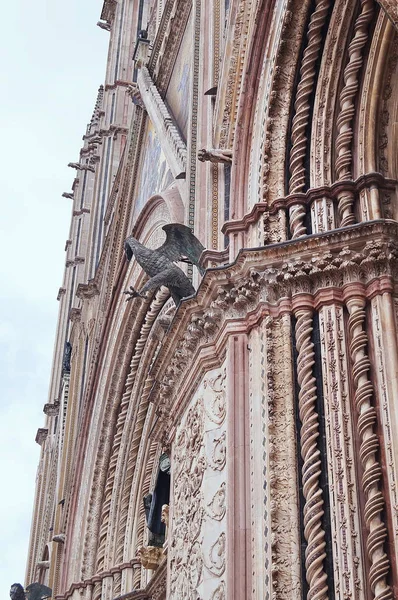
[124,224,204,306]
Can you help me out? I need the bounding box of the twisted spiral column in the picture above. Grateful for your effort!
[289,0,331,238]
[335,0,374,227]
[294,308,328,600]
[346,296,392,600]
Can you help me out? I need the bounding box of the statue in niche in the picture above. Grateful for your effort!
[62,342,72,374]
[124,224,205,306]
[198,148,232,164]
[142,454,171,547]
[10,583,52,600]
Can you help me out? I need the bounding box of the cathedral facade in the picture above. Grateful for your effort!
[26,0,398,598]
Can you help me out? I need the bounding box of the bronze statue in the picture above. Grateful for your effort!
[10,584,25,600]
[124,224,204,306]
[10,583,52,600]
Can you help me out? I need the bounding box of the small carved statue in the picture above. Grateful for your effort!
[198,148,233,164]
[62,342,72,374]
[124,224,205,306]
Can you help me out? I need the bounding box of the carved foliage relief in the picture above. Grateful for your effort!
[262,316,302,599]
[170,366,227,599]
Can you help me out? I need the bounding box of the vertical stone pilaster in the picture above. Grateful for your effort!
[264,315,301,600]
[226,333,250,600]
[369,291,398,587]
[319,302,365,600]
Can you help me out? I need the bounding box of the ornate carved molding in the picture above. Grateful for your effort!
[378,0,398,30]
[223,173,397,238]
[319,304,364,597]
[152,0,192,93]
[264,317,301,598]
[137,67,187,179]
[261,0,312,203]
[216,0,254,149]
[148,221,398,438]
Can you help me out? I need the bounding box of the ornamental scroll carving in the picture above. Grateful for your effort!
[260,316,301,599]
[170,366,227,599]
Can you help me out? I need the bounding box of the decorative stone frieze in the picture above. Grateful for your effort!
[169,365,227,598]
[378,0,398,32]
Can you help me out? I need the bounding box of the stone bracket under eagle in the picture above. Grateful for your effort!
[124,224,205,306]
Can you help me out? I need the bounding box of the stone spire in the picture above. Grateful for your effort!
[87,85,104,135]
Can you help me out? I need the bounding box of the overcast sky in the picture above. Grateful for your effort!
[0,1,108,595]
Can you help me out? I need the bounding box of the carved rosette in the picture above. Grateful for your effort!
[346,296,392,599]
[294,309,328,599]
[169,366,227,598]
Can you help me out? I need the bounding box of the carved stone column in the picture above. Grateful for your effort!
[345,288,392,599]
[335,0,374,227]
[293,300,328,600]
[288,0,332,238]
[318,301,365,599]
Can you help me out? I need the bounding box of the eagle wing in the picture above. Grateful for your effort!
[160,224,205,275]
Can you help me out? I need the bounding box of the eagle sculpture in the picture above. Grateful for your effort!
[124,223,205,306]
[10,583,52,600]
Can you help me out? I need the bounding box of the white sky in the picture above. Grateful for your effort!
[0,1,108,595]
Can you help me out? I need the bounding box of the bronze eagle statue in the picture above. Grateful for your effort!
[124,223,205,306]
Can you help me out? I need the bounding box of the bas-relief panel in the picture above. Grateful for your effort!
[170,366,227,599]
[133,120,173,220]
[165,12,192,141]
